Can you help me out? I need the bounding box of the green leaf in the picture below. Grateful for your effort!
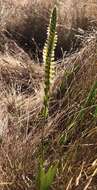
[45,164,57,188]
[37,163,57,190]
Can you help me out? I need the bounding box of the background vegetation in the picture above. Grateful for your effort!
[0,0,97,189]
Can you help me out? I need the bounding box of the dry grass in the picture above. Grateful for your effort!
[0,0,97,190]
[1,0,97,58]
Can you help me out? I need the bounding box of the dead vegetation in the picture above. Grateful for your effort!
[0,0,97,190]
[1,0,97,59]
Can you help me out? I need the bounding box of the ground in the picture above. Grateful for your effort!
[0,0,97,190]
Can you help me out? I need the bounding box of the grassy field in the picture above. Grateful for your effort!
[0,0,97,189]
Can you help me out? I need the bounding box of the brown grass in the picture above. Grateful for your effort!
[0,0,97,190]
[1,0,97,58]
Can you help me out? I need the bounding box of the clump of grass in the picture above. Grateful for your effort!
[0,2,97,190]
